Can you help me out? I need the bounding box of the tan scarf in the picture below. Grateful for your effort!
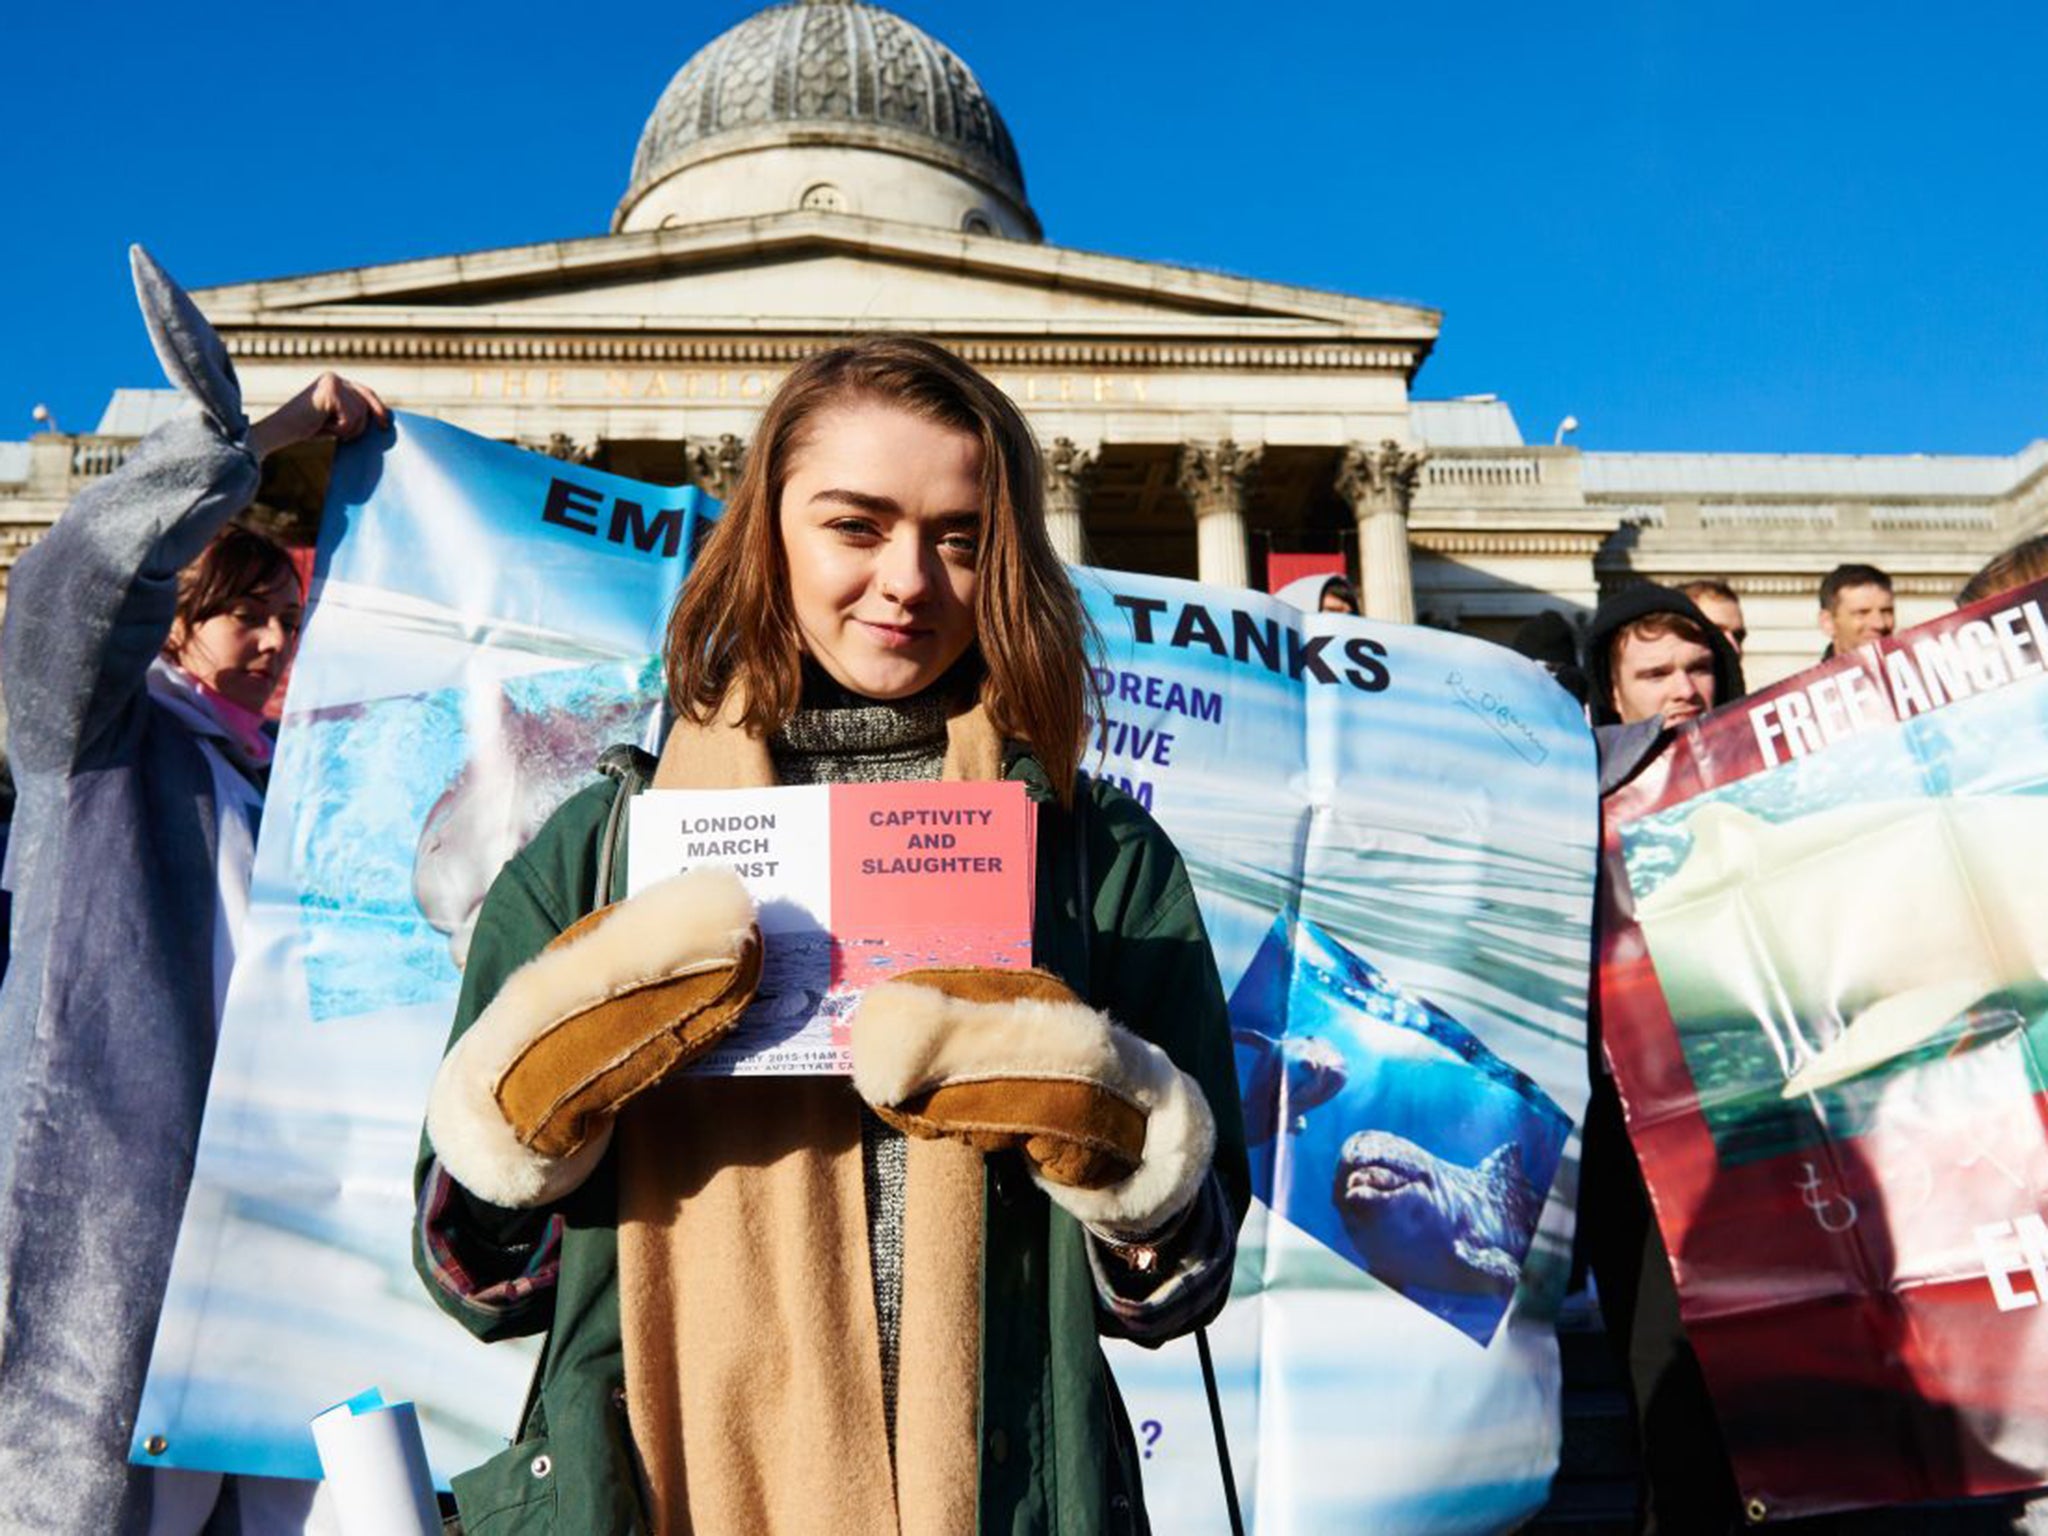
[615,693,1001,1535]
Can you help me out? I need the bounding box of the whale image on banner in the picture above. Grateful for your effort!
[1228,911,1569,1344]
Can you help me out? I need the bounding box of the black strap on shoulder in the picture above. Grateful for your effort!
[1197,1326,1245,1536]
[1071,768,1092,979]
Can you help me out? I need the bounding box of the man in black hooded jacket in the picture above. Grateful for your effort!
[1579,584,1747,1534]
[1585,581,1743,735]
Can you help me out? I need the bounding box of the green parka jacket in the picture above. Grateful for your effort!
[412,754,1250,1536]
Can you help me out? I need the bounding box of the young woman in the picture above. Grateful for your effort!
[0,352,385,1535]
[416,337,1248,1535]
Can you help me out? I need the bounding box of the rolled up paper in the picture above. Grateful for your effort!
[310,1388,439,1536]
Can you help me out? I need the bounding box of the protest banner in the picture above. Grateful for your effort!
[137,416,1598,1535]
[1603,580,2048,1519]
[1079,572,1597,1532]
[133,415,711,1479]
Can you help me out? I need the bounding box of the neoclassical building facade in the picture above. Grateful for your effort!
[4,0,2042,689]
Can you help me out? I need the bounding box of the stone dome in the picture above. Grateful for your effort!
[616,0,1040,240]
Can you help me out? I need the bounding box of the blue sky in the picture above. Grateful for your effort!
[5,1,2043,455]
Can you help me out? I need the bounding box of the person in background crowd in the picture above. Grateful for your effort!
[413,336,1247,1535]
[0,249,386,1536]
[1678,578,1748,661]
[1959,535,2048,608]
[1317,575,1360,615]
[1818,563,1895,660]
[1508,609,1591,709]
[1577,583,1747,1534]
[1586,585,1730,731]
[1272,571,1359,616]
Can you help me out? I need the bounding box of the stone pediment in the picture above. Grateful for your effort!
[194,211,1438,369]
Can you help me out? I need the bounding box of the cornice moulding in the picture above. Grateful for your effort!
[1597,569,1974,595]
[221,332,1423,372]
[1411,531,1606,557]
[192,214,1442,339]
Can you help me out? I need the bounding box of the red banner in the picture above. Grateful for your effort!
[1602,578,2048,1518]
[1265,549,1346,595]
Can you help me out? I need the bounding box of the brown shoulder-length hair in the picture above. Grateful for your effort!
[664,336,1094,802]
[171,523,301,636]
[1960,534,2048,608]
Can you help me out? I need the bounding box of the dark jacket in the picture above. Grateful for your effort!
[1581,583,1745,729]
[1509,610,1591,708]
[1580,585,1753,1528]
[413,760,1250,1536]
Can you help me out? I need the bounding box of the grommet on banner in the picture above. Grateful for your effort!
[143,1435,168,1457]
[1745,1497,1769,1524]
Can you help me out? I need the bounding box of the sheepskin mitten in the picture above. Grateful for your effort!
[427,865,762,1208]
[850,967,1215,1237]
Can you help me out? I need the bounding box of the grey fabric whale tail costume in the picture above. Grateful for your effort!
[129,244,250,440]
[0,248,283,1534]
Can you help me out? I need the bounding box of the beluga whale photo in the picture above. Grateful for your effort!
[1225,907,1571,1343]
[1333,1129,1542,1306]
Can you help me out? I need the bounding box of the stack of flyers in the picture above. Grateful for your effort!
[627,781,1037,1074]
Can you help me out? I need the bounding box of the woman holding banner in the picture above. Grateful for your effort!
[0,253,386,1534]
[415,337,1249,1535]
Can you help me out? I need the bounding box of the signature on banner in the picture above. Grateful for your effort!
[1447,669,1549,766]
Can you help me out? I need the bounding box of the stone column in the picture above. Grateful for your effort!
[1336,440,1428,623]
[1177,440,1262,589]
[1043,437,1097,563]
[684,434,748,501]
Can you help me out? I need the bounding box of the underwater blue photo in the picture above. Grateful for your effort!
[1231,910,1571,1343]
[291,655,666,1021]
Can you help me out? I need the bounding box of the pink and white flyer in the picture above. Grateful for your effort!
[627,780,1037,1073]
